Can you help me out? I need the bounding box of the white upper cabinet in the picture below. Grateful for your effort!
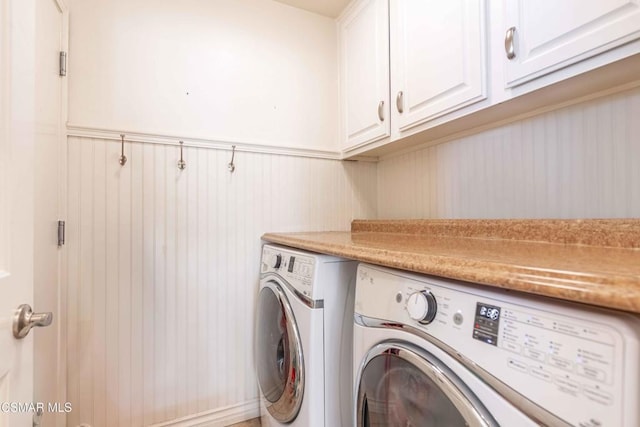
[338,0,640,157]
[339,0,487,151]
[339,0,390,151]
[390,0,487,137]
[504,0,640,87]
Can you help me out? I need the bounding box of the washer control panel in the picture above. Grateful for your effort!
[472,302,501,346]
[261,245,316,299]
[355,264,640,427]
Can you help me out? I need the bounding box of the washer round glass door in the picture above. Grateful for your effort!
[356,342,496,427]
[256,280,304,423]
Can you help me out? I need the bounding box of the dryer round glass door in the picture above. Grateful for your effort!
[356,342,496,427]
[256,281,304,423]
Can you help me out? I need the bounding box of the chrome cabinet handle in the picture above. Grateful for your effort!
[377,101,385,122]
[505,26,516,60]
[396,91,404,114]
[13,304,53,339]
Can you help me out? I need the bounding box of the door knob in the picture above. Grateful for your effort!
[13,304,53,339]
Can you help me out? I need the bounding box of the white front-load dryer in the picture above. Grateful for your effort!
[353,263,640,427]
[256,244,356,427]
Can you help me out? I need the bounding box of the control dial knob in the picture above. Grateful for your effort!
[406,291,437,324]
[269,253,282,269]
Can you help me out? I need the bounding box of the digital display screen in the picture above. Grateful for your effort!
[477,304,501,321]
[473,302,501,346]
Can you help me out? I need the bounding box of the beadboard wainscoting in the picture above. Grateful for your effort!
[378,87,640,219]
[65,136,377,427]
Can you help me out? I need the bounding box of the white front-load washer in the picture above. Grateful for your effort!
[256,244,356,427]
[353,263,640,427]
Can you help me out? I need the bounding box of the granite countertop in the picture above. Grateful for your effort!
[262,219,640,314]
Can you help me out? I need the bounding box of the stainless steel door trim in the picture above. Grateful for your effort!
[259,281,305,423]
[260,273,323,309]
[355,340,498,427]
[355,314,571,427]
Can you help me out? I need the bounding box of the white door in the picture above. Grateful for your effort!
[504,0,640,87]
[33,0,67,426]
[390,0,487,137]
[0,0,64,425]
[339,0,390,152]
[0,0,39,425]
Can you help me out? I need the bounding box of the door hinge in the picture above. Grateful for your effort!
[57,220,65,247]
[59,51,67,77]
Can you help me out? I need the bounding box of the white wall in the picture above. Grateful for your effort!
[65,136,377,427]
[68,0,339,152]
[377,86,640,219]
[64,1,375,425]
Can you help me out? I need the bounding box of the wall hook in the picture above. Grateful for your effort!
[119,134,127,166]
[228,145,236,173]
[177,141,186,170]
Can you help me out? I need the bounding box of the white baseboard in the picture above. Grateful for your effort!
[149,399,260,427]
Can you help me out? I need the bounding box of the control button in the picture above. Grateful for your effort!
[523,347,546,363]
[406,291,437,324]
[577,364,606,383]
[554,376,580,396]
[453,312,464,325]
[395,292,403,303]
[549,355,573,372]
[553,321,581,337]
[583,385,613,406]
[473,329,497,346]
[530,366,553,382]
[288,256,295,273]
[503,341,521,354]
[507,358,528,373]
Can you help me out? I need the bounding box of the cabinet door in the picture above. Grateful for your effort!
[390,0,487,136]
[505,0,640,87]
[339,0,390,151]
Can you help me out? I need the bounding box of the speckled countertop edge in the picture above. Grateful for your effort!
[262,220,640,314]
[351,219,640,248]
